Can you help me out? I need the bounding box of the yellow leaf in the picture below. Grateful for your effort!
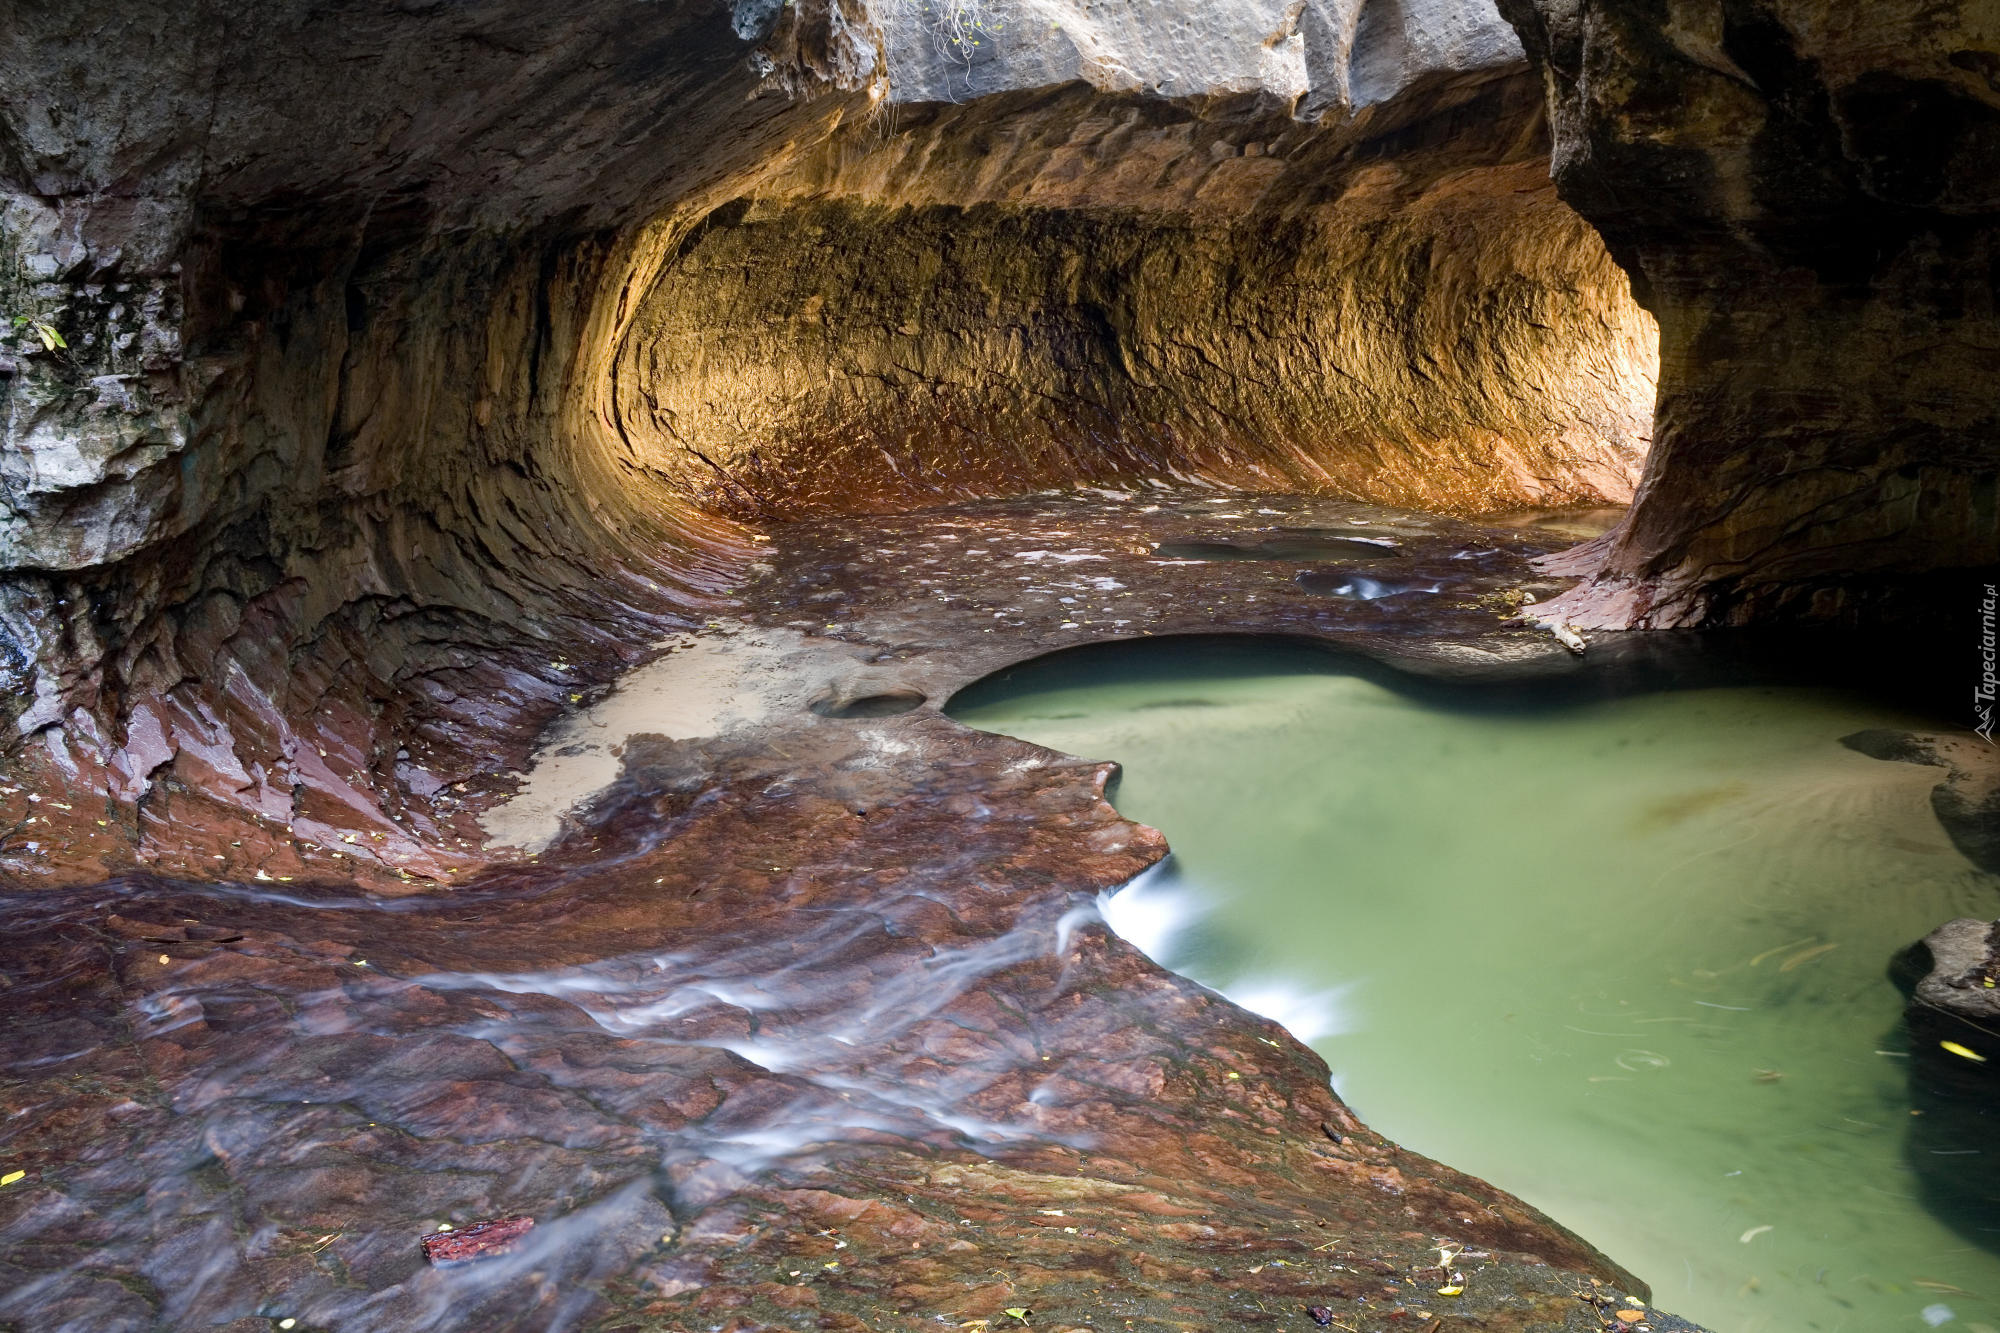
[1778,942,1838,972]
[1942,1040,1987,1063]
[1,1170,25,1186]
[1437,1285,1464,1296]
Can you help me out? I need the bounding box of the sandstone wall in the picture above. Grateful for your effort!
[0,0,814,877]
[614,79,1655,519]
[0,0,1655,879]
[1499,0,2000,626]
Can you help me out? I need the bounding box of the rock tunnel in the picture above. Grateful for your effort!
[0,0,1696,883]
[1,1,1998,1329]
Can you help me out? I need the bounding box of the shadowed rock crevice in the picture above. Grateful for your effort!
[1499,0,2000,628]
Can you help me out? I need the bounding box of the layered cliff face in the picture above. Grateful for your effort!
[0,0,804,880]
[1499,0,2000,627]
[0,0,1659,878]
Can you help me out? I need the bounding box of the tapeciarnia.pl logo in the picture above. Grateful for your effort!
[1979,582,1998,743]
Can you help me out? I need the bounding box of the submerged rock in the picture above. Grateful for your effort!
[1845,729,2000,874]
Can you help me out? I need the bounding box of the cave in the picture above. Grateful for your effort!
[0,1,1996,1330]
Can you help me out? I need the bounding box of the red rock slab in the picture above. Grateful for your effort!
[421,1216,535,1266]
[0,492,1726,1332]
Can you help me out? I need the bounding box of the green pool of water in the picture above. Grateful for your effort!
[950,639,2000,1333]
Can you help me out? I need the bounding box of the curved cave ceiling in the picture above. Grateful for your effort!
[606,80,1657,520]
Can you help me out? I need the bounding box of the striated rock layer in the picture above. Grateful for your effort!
[0,0,798,883]
[0,0,1657,881]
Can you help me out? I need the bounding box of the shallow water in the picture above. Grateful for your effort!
[950,639,2000,1333]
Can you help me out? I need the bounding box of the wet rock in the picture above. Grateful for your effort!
[1295,570,1444,601]
[811,688,929,719]
[0,0,1658,880]
[421,1216,535,1266]
[0,492,1725,1332]
[1153,536,1399,562]
[1843,730,2000,873]
[1894,917,2000,1246]
[1854,727,2000,1201]
[1900,918,2000,1025]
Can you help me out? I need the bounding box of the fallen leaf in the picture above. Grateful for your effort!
[1749,936,1816,967]
[1778,942,1838,972]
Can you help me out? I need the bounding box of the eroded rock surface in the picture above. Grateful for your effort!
[617,84,1653,521]
[3,0,1988,1327]
[1499,0,2000,627]
[1845,729,2000,874]
[0,491,1713,1332]
[1,0,789,882]
[0,0,1663,884]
